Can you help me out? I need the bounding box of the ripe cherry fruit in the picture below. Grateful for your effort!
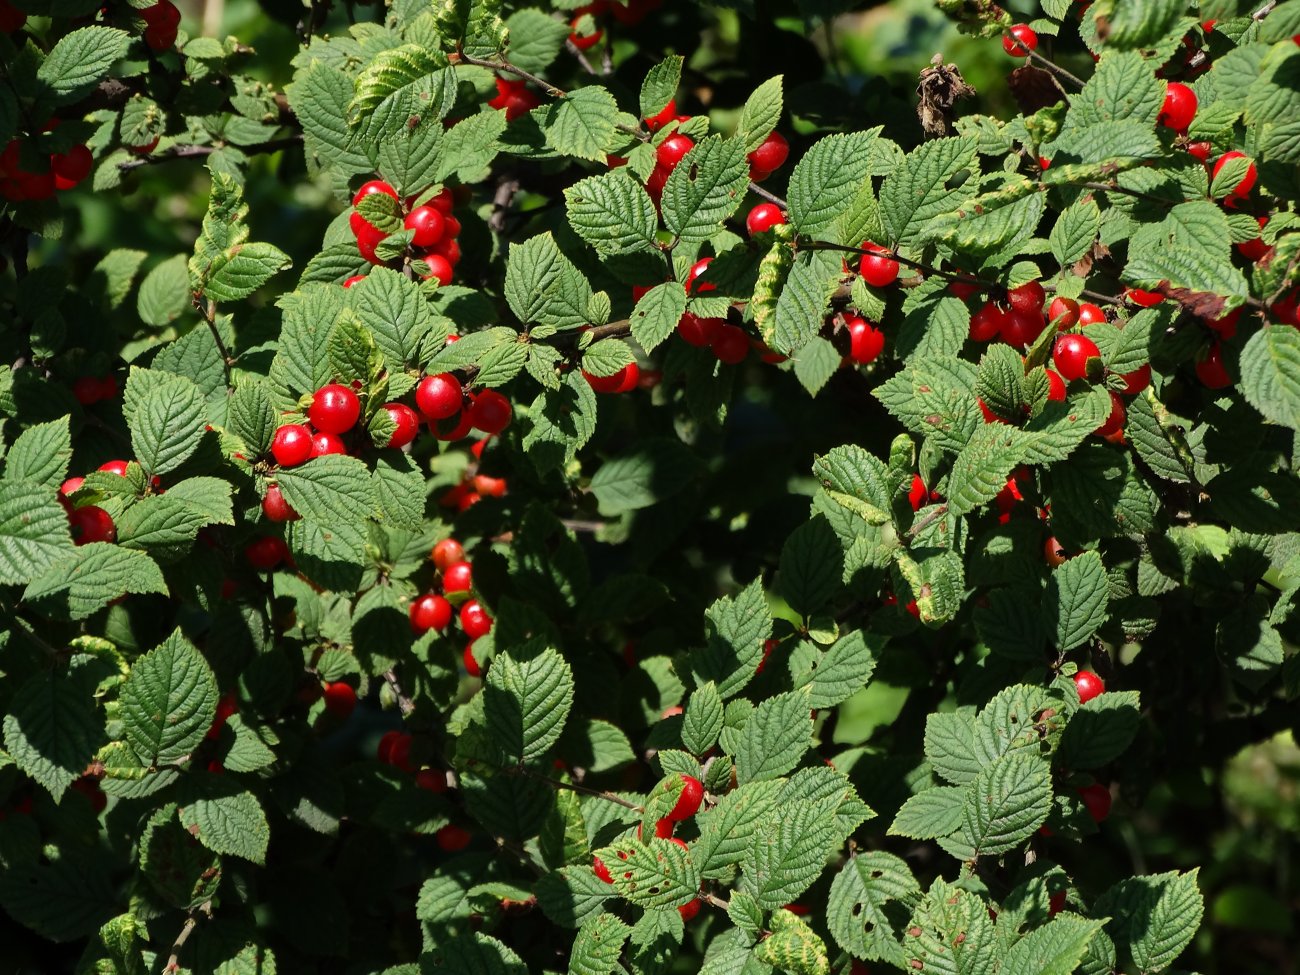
[1211,150,1257,199]
[665,774,704,821]
[969,302,1007,342]
[1045,368,1067,401]
[1002,24,1038,57]
[1078,783,1112,823]
[859,242,899,288]
[711,324,750,365]
[468,389,513,434]
[353,179,398,207]
[593,856,614,884]
[379,403,420,449]
[245,535,290,571]
[746,202,786,236]
[322,682,357,718]
[1077,302,1107,326]
[443,560,473,593]
[271,424,314,467]
[404,205,445,247]
[436,824,472,852]
[460,600,493,639]
[417,373,463,420]
[1052,333,1101,382]
[678,899,702,922]
[1196,343,1232,388]
[584,362,640,393]
[70,505,116,544]
[312,431,348,457]
[655,134,694,171]
[1047,296,1079,329]
[1007,280,1046,315]
[1000,308,1045,348]
[845,315,885,364]
[644,99,677,132]
[432,538,464,571]
[262,484,299,523]
[1074,670,1105,703]
[309,384,361,435]
[1126,288,1164,308]
[410,594,453,634]
[747,131,789,181]
[463,642,482,678]
[1158,82,1198,132]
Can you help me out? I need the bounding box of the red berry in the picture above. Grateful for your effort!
[143,23,176,51]
[593,856,614,884]
[376,730,401,763]
[1237,216,1270,261]
[410,594,453,634]
[245,535,289,571]
[0,0,27,32]
[908,475,928,511]
[1007,280,1045,314]
[60,476,84,498]
[380,403,420,449]
[342,275,365,288]
[352,180,398,207]
[262,484,299,522]
[969,302,1007,342]
[463,642,481,678]
[1117,363,1151,395]
[569,14,602,49]
[311,431,348,457]
[666,775,704,821]
[978,398,1005,424]
[141,0,180,27]
[436,824,472,851]
[678,899,701,922]
[846,316,885,364]
[1044,536,1069,568]
[73,376,103,405]
[309,384,361,435]
[1074,670,1105,703]
[420,253,454,286]
[404,206,445,247]
[415,769,447,792]
[1095,390,1126,440]
[432,538,464,571]
[677,313,723,347]
[355,221,388,265]
[417,373,463,420]
[441,215,463,239]
[747,131,789,176]
[460,600,493,638]
[271,424,314,467]
[1052,333,1101,382]
[99,459,130,477]
[1002,24,1038,57]
[468,390,512,434]
[746,202,786,236]
[443,561,473,593]
[50,144,92,190]
[388,732,416,771]
[1077,302,1107,326]
[70,505,116,544]
[584,362,640,393]
[1126,288,1164,308]
[1000,309,1045,348]
[655,134,695,171]
[1078,783,1112,823]
[1048,890,1067,917]
[686,257,715,295]
[473,474,507,497]
[948,280,979,301]
[322,682,357,718]
[1158,82,1197,132]
[71,776,107,814]
[1196,343,1232,388]
[1185,141,1212,163]
[1205,308,1241,339]
[97,376,119,401]
[858,243,899,288]
[1211,150,1257,199]
[1048,296,1079,329]
[711,324,750,364]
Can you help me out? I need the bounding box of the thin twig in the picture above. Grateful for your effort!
[749,181,787,208]
[164,901,212,972]
[565,38,601,77]
[527,770,644,811]
[383,668,415,717]
[193,297,234,386]
[455,52,565,97]
[118,136,302,172]
[1023,47,1085,89]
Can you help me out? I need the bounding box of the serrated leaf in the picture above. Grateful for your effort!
[1048,550,1109,650]
[924,711,982,785]
[504,232,593,330]
[286,62,371,176]
[879,137,978,246]
[37,26,130,100]
[1240,324,1300,430]
[780,514,842,615]
[1000,916,1106,975]
[484,647,575,762]
[889,786,966,841]
[588,439,701,516]
[127,369,206,476]
[1059,690,1141,768]
[693,577,772,698]
[903,878,996,975]
[4,417,71,488]
[119,630,218,768]
[640,56,683,119]
[630,281,687,353]
[947,423,1033,516]
[788,131,881,236]
[594,836,699,909]
[681,682,723,756]
[275,454,378,524]
[737,75,783,154]
[749,800,839,910]
[733,689,813,783]
[2,664,105,799]
[1095,869,1202,974]
[812,444,894,524]
[1050,198,1101,267]
[662,135,750,244]
[826,852,921,967]
[178,782,270,864]
[960,751,1052,856]
[203,242,292,303]
[566,170,660,256]
[569,913,631,975]
[695,780,782,872]
[771,251,842,355]
[795,630,881,709]
[137,255,191,328]
[543,86,618,162]
[23,543,167,619]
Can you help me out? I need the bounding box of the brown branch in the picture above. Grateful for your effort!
[193,296,234,387]
[565,37,602,78]
[749,181,787,208]
[117,135,303,173]
[383,668,415,717]
[455,52,566,97]
[164,901,212,972]
[1023,47,1085,89]
[525,769,644,811]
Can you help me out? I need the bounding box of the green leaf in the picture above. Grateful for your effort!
[36,27,130,101]
[484,647,575,762]
[792,336,842,397]
[23,543,167,619]
[204,241,292,303]
[737,75,783,154]
[681,681,724,756]
[0,851,114,943]
[749,800,840,910]
[4,417,71,488]
[544,86,618,162]
[879,137,978,246]
[227,377,278,455]
[733,689,813,783]
[126,369,207,475]
[1095,869,1203,974]
[505,8,571,74]
[812,444,894,524]
[1100,0,1184,50]
[874,355,979,453]
[569,913,631,975]
[639,55,683,119]
[1000,916,1106,975]
[780,514,842,615]
[947,424,1033,517]
[178,782,270,864]
[1240,325,1300,430]
[275,454,378,524]
[1050,198,1101,268]
[960,751,1053,856]
[1059,690,1141,768]
[350,44,446,120]
[523,370,598,472]
[889,786,966,841]
[588,439,702,516]
[924,711,982,785]
[285,63,371,176]
[630,281,687,353]
[1068,51,1164,128]
[594,836,700,909]
[2,664,105,799]
[771,251,842,355]
[565,170,660,256]
[904,878,997,975]
[115,495,212,558]
[90,248,147,312]
[826,852,921,967]
[693,577,772,698]
[795,630,881,709]
[1125,201,1250,301]
[661,135,750,244]
[136,255,191,328]
[695,780,781,871]
[504,232,593,331]
[1048,550,1110,650]
[787,131,882,237]
[581,339,635,378]
[119,629,219,768]
[436,109,508,183]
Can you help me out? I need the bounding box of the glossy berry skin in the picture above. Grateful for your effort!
[584,362,640,393]
[969,302,1007,342]
[468,390,513,434]
[686,257,715,294]
[473,474,507,497]
[245,535,290,571]
[666,774,704,821]
[1000,309,1045,348]
[1185,140,1212,163]
[1045,368,1067,401]
[747,131,789,175]
[410,594,453,634]
[436,825,472,852]
[1196,343,1232,388]
[569,15,602,49]
[416,373,463,420]
[271,424,314,467]
[262,484,299,523]
[463,642,481,678]
[846,316,885,364]
[352,180,398,207]
[309,384,361,434]
[99,459,130,477]
[387,732,416,772]
[380,403,420,448]
[460,600,493,638]
[593,856,614,884]
[443,561,473,593]
[1002,24,1038,57]
[678,899,702,922]
[322,682,357,718]
[1158,82,1198,131]
[711,324,750,365]
[677,313,722,347]
[1211,150,1257,198]
[1007,280,1045,314]
[1117,364,1151,395]
[432,538,464,571]
[354,221,387,265]
[1074,670,1105,703]
[311,431,347,457]
[1078,783,1112,823]
[488,77,540,121]
[746,202,786,236]
[1048,296,1079,329]
[655,134,694,170]
[420,253,454,287]
[1077,302,1107,326]
[1052,333,1101,382]
[70,506,116,545]
[1095,391,1126,440]
[1126,288,1164,308]
[404,206,445,247]
[644,99,677,131]
[859,243,899,288]
[343,275,366,288]
[1237,217,1270,261]
[908,475,929,512]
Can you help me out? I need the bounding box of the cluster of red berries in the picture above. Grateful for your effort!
[0,122,93,202]
[410,537,492,678]
[347,181,464,287]
[416,371,513,442]
[139,0,180,51]
[593,774,704,919]
[376,731,472,850]
[72,374,119,406]
[58,455,158,546]
[487,76,542,121]
[669,256,752,364]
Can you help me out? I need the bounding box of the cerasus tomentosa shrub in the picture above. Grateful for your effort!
[1,0,1299,972]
